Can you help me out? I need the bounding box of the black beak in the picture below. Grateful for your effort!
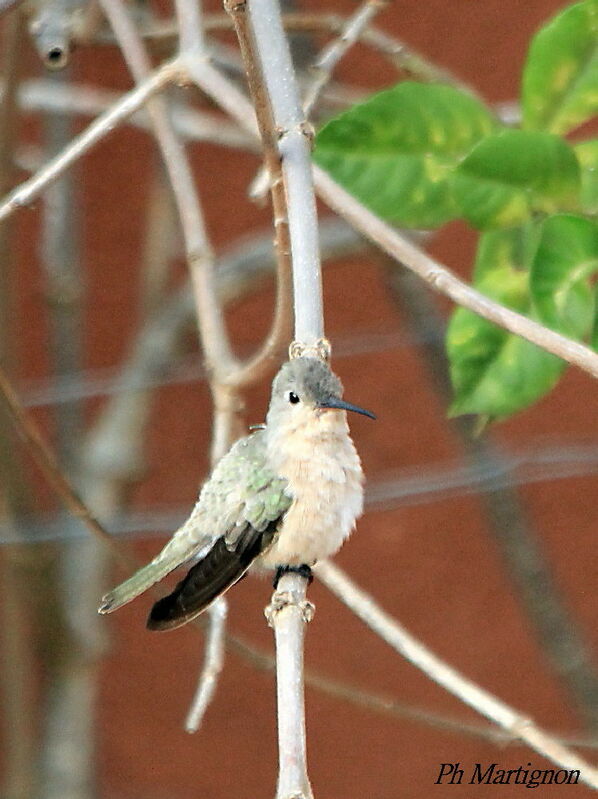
[317,397,376,420]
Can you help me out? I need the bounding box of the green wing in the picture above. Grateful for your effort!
[98,430,291,615]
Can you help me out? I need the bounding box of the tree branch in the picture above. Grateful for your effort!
[181,62,598,381]
[315,560,598,790]
[0,60,182,224]
[185,597,228,733]
[226,0,326,795]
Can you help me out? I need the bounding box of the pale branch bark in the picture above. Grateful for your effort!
[0,60,182,223]
[185,597,228,733]
[228,2,324,796]
[181,62,598,381]
[251,0,390,200]
[313,167,598,380]
[5,78,254,150]
[88,11,475,95]
[174,0,206,56]
[315,560,598,790]
[265,573,315,799]
[222,0,293,388]
[304,0,390,118]
[28,0,80,70]
[246,0,323,347]
[101,0,236,734]
[98,0,235,376]
[0,365,136,568]
[225,629,598,750]
[99,0,243,510]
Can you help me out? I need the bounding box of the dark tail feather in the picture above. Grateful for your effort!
[146,523,274,631]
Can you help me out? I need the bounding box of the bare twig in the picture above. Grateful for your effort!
[265,573,315,799]
[316,560,598,789]
[0,60,182,224]
[174,0,205,55]
[0,365,134,567]
[181,63,598,380]
[245,0,323,346]
[226,629,598,750]
[101,0,237,732]
[222,0,293,387]
[28,0,79,70]
[303,0,390,119]
[251,0,390,200]
[313,167,598,380]
[6,78,254,150]
[99,0,242,480]
[185,597,228,733]
[231,1,326,795]
[98,0,233,370]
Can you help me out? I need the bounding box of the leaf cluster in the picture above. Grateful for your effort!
[314,0,598,419]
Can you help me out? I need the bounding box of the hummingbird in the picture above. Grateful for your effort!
[98,356,375,631]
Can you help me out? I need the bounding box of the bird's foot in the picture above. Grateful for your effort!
[273,563,313,589]
[265,590,315,627]
[266,564,315,627]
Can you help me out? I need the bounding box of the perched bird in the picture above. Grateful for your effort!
[98,356,375,631]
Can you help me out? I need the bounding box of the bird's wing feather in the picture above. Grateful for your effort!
[146,518,279,631]
[98,431,291,615]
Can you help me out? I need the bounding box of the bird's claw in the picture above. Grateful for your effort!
[264,591,315,627]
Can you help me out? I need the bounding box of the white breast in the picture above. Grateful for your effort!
[259,408,364,568]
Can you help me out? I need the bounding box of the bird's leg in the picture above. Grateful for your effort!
[273,564,313,588]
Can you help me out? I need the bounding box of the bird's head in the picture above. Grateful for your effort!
[266,357,376,433]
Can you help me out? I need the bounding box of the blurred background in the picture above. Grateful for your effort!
[1,0,597,796]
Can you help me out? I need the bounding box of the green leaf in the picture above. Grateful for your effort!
[472,222,539,280]
[575,139,598,214]
[522,0,598,135]
[313,82,496,228]
[452,130,581,229]
[530,214,598,338]
[447,231,565,418]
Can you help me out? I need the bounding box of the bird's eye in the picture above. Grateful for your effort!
[288,391,300,404]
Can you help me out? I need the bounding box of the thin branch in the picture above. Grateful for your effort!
[29,0,74,70]
[221,0,293,386]
[313,166,598,380]
[251,0,390,200]
[181,63,598,380]
[245,0,323,346]
[0,365,134,568]
[185,597,228,733]
[226,2,324,795]
[0,61,182,224]
[174,0,206,55]
[98,0,235,373]
[6,78,254,151]
[303,0,390,119]
[315,560,598,790]
[265,573,315,799]
[226,629,598,750]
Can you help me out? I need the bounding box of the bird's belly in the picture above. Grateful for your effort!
[258,455,363,568]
